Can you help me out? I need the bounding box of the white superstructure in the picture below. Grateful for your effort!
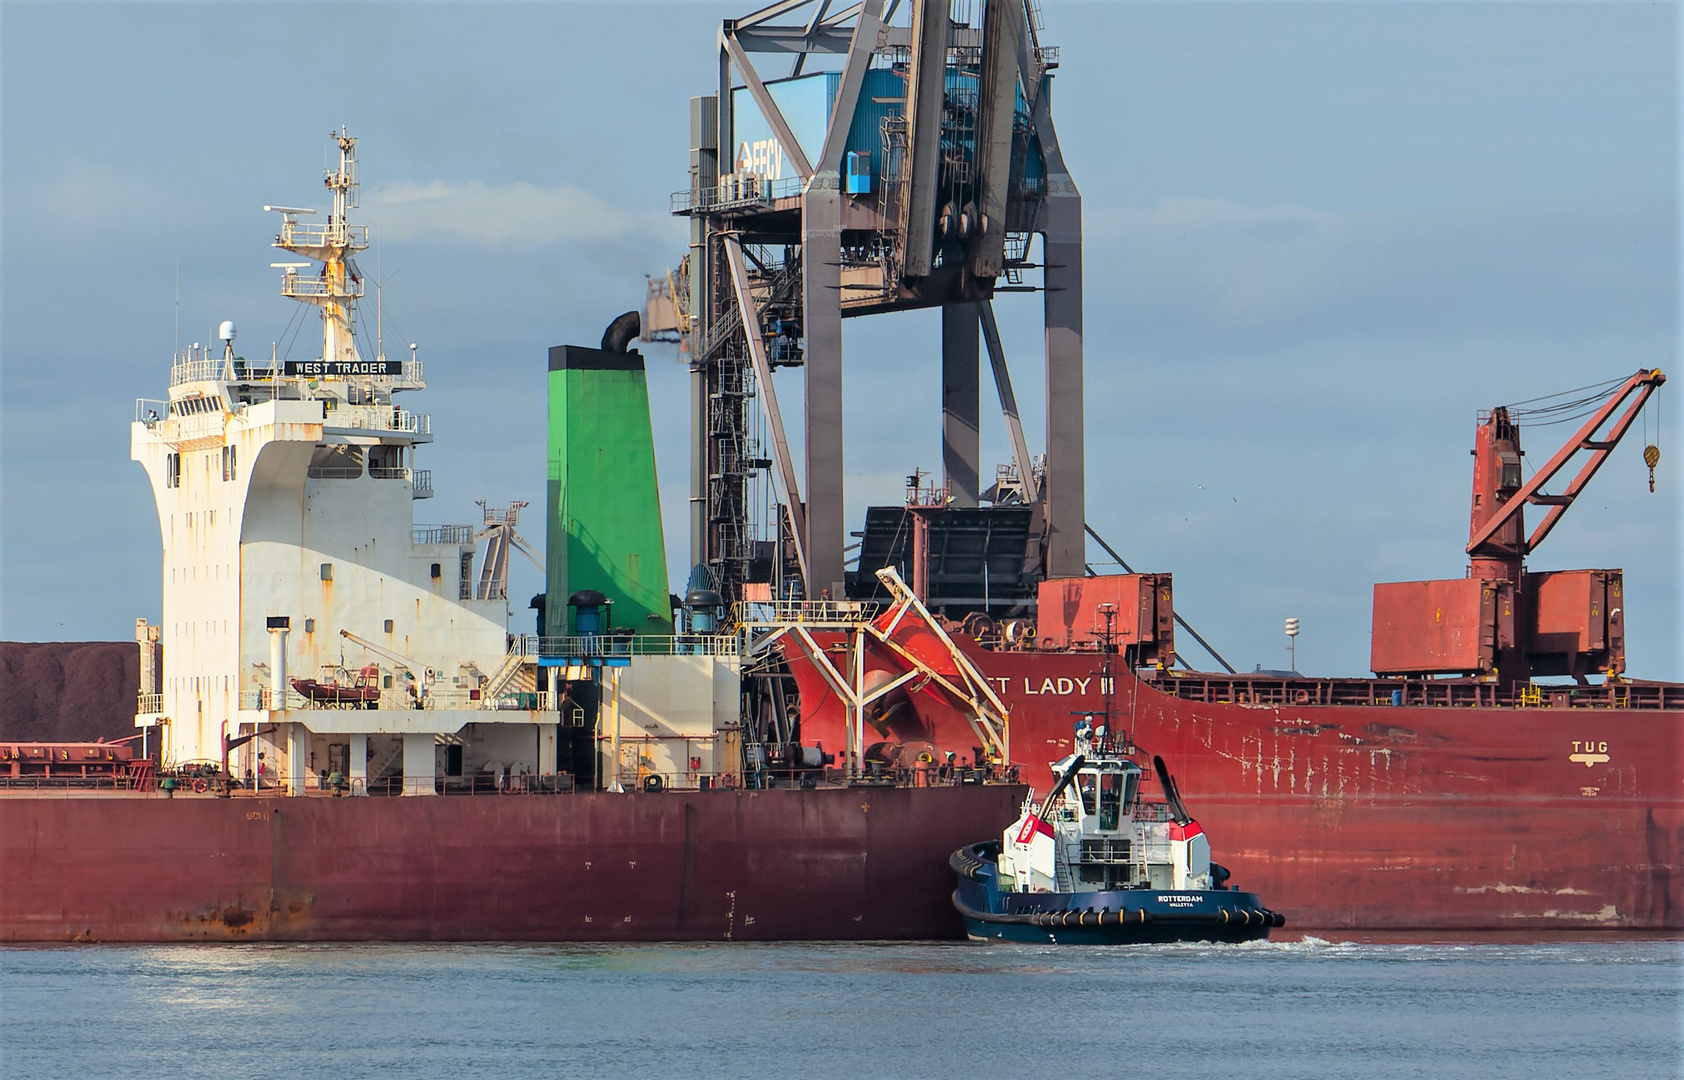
[133,131,745,796]
[131,131,556,794]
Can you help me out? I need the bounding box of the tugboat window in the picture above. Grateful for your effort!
[1099,772,1124,832]
[1077,774,1098,816]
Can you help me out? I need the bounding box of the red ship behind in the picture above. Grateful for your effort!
[782,369,1680,932]
[786,645,1681,931]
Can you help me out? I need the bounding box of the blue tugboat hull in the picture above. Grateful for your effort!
[951,844,1284,945]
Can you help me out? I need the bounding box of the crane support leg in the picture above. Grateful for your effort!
[1040,123,1085,578]
[803,187,846,599]
[943,304,981,507]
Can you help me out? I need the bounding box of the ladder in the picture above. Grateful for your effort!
[1053,842,1077,893]
[480,649,529,700]
[369,739,404,782]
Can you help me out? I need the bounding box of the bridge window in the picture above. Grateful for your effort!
[369,445,406,479]
[307,444,363,479]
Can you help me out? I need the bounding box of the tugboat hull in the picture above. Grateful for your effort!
[951,844,1284,945]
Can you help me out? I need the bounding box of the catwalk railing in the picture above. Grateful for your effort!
[323,403,429,435]
[1141,671,1684,710]
[734,599,881,629]
[511,634,740,659]
[0,767,1027,797]
[237,688,558,712]
[413,524,475,546]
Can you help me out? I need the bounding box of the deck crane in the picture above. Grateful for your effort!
[338,629,437,704]
[1466,368,1665,583]
[473,501,542,601]
[1372,367,1664,685]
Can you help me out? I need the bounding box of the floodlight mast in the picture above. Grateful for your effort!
[671,0,1083,604]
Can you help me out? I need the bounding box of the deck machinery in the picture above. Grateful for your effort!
[665,0,1082,606]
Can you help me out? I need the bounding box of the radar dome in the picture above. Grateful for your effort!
[218,321,238,342]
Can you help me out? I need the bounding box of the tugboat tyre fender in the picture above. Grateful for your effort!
[947,848,990,882]
[951,892,1040,926]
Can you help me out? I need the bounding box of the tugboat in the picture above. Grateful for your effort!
[950,721,1285,943]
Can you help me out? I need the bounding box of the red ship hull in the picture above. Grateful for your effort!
[787,642,1683,931]
[0,785,1023,943]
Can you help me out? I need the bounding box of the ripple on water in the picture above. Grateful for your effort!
[2,940,1679,1080]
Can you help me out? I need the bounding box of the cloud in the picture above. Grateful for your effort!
[370,180,665,247]
[1093,198,1354,324]
[1088,196,1675,356]
[34,163,170,227]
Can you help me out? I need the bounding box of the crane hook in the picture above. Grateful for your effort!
[1644,443,1660,492]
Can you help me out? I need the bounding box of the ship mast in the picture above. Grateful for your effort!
[268,129,370,371]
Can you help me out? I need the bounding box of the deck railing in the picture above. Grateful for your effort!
[0,776,145,793]
[734,599,880,628]
[276,219,369,251]
[669,174,804,214]
[413,524,474,546]
[323,403,429,435]
[511,633,739,659]
[238,685,557,713]
[1144,671,1684,711]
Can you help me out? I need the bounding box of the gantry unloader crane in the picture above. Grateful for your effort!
[660,0,1082,606]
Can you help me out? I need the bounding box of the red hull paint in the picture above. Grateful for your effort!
[0,786,1024,943]
[788,645,1683,930]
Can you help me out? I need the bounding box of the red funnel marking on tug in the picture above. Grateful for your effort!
[1016,815,1054,844]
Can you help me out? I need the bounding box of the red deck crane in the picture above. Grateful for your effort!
[1466,368,1666,582]
[1373,368,1664,684]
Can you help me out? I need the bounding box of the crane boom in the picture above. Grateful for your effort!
[1466,368,1665,564]
[339,629,435,683]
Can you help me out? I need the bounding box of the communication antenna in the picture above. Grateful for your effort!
[375,210,382,360]
[173,260,180,355]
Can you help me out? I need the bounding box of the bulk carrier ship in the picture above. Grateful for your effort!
[0,131,1022,944]
[4,0,1680,940]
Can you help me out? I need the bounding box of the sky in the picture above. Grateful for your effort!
[1,0,1677,679]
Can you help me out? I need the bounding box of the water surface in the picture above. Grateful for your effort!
[3,939,1679,1079]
